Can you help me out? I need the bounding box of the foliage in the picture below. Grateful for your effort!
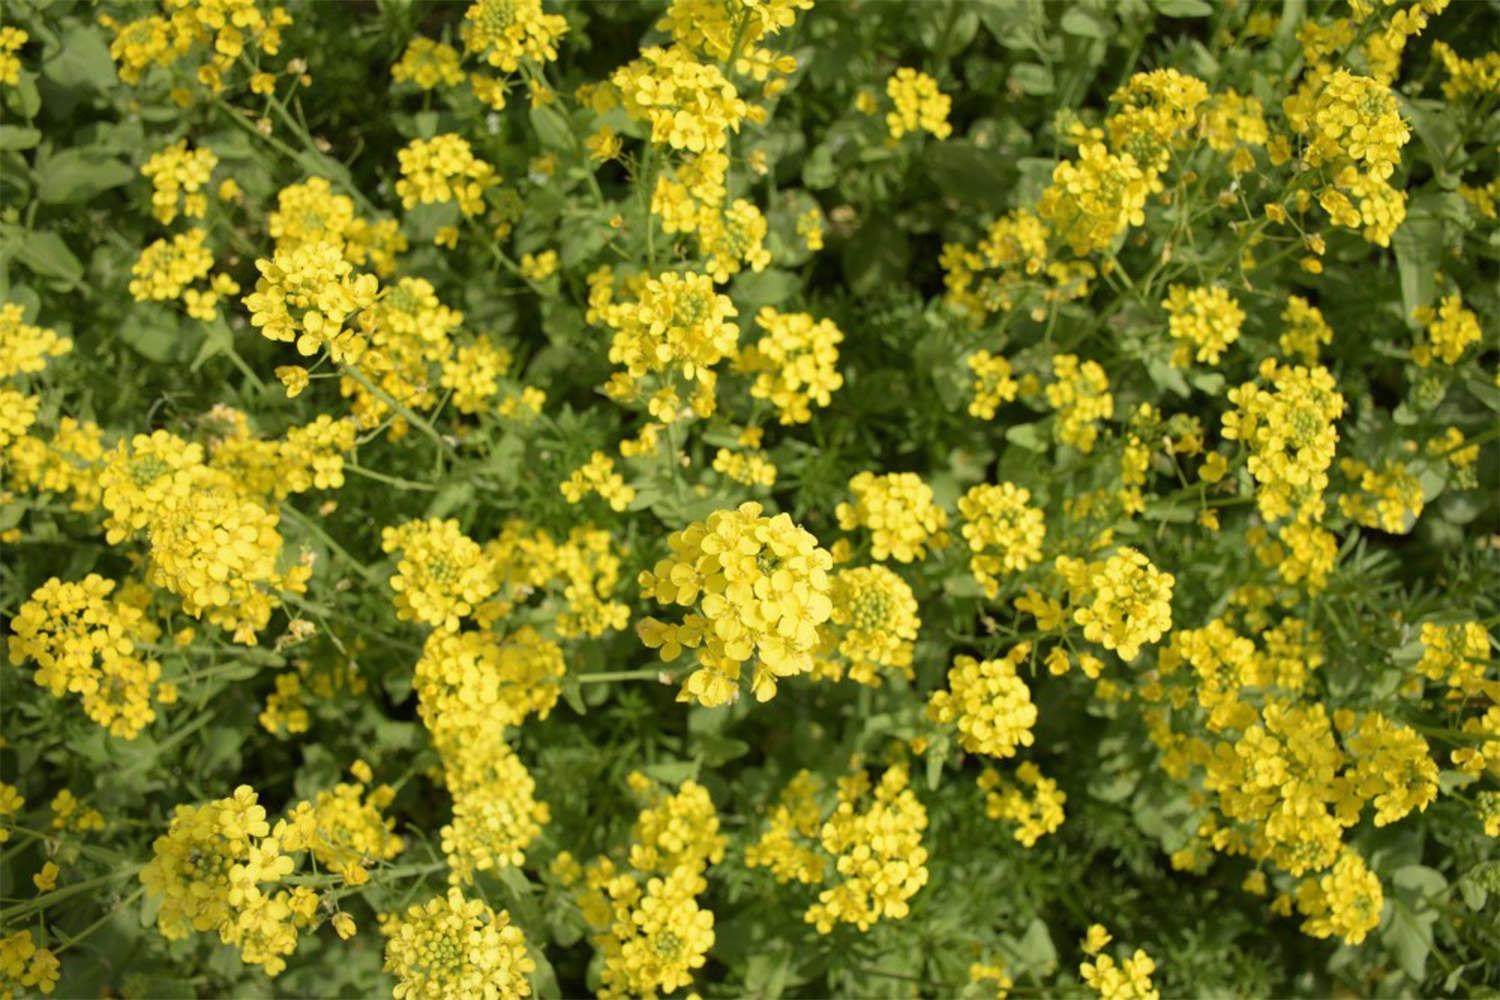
[1,0,1498,997]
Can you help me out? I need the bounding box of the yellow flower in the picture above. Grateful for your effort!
[391,37,464,89]
[395,133,498,217]
[382,519,498,631]
[380,887,534,999]
[885,67,952,140]
[637,501,833,706]
[1162,284,1244,367]
[32,861,59,892]
[958,483,1046,598]
[928,645,1037,758]
[836,471,949,563]
[735,308,844,424]
[1056,546,1174,662]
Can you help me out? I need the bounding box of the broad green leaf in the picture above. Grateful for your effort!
[731,267,802,309]
[842,221,910,296]
[1154,0,1214,15]
[36,147,134,204]
[0,125,40,150]
[7,226,84,286]
[41,24,117,91]
[1010,62,1054,95]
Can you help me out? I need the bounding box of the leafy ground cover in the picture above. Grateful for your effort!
[0,0,1498,997]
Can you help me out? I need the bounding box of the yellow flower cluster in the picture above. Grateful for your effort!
[282,765,405,887]
[103,0,292,94]
[380,887,534,1000]
[1162,284,1244,367]
[339,275,464,427]
[1079,931,1159,1000]
[1285,70,1412,245]
[7,575,166,738]
[560,451,637,511]
[395,133,498,217]
[1279,295,1334,363]
[978,762,1066,847]
[478,520,630,638]
[958,482,1047,599]
[612,46,751,154]
[638,502,833,706]
[1107,68,1208,171]
[140,140,218,225]
[382,519,498,631]
[129,228,217,302]
[1038,142,1154,258]
[267,176,406,277]
[140,785,312,975]
[885,67,952,140]
[1338,457,1423,533]
[258,654,367,736]
[243,240,380,361]
[805,761,929,932]
[1431,40,1500,99]
[836,471,950,563]
[391,37,464,90]
[1416,621,1493,698]
[1413,292,1482,365]
[736,307,844,424]
[1222,358,1346,523]
[97,431,311,642]
[744,769,827,884]
[928,645,1038,758]
[966,350,1019,419]
[1046,354,1114,453]
[657,0,808,84]
[1054,547,1174,662]
[0,27,26,87]
[412,625,555,882]
[567,776,724,999]
[415,627,565,735]
[1292,849,1383,945]
[0,303,72,378]
[713,443,778,486]
[814,564,921,685]
[461,0,567,73]
[1292,69,1408,180]
[0,930,60,999]
[599,270,739,421]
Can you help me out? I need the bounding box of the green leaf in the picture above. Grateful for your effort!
[1153,0,1214,15]
[1392,199,1445,320]
[842,221,909,296]
[530,105,575,153]
[801,143,837,190]
[36,147,134,204]
[1004,422,1048,452]
[1060,8,1109,38]
[41,25,117,91]
[0,125,40,151]
[1010,62,1054,95]
[923,141,1009,207]
[5,226,84,286]
[119,307,181,363]
[1465,377,1500,413]
[1147,359,1191,397]
[731,267,802,309]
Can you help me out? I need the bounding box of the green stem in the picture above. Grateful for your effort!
[279,504,382,586]
[340,364,455,453]
[53,887,145,955]
[0,866,144,924]
[573,669,671,685]
[344,462,437,492]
